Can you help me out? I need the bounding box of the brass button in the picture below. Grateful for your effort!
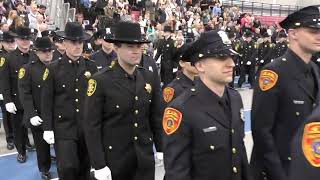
[288,157,292,161]
[149,100,152,103]
[76,109,79,112]
[135,110,139,114]
[75,99,79,102]
[75,79,79,82]
[233,167,238,173]
[190,88,196,92]
[14,94,16,96]
[262,171,266,175]
[116,105,120,109]
[210,145,215,150]
[134,123,138,127]
[232,148,237,154]
[75,89,79,92]
[135,96,138,100]
[149,138,152,141]
[296,112,300,116]
[38,85,41,88]
[134,136,138,140]
[108,146,112,150]
[62,85,65,88]
[231,129,235,134]
[58,115,62,118]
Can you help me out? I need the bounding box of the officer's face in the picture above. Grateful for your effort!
[101,40,113,51]
[179,61,198,75]
[63,40,83,58]
[2,41,16,52]
[114,43,142,66]
[195,56,235,85]
[36,50,53,62]
[55,42,66,51]
[15,38,30,50]
[290,27,320,54]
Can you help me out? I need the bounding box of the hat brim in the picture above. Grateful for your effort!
[34,46,55,51]
[55,31,91,41]
[9,32,32,40]
[104,38,150,44]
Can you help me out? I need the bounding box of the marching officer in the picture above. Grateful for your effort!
[83,21,162,180]
[237,30,257,88]
[162,43,198,104]
[154,25,177,87]
[163,29,252,180]
[18,37,54,180]
[90,28,117,70]
[273,30,288,59]
[41,22,97,180]
[140,43,160,85]
[52,36,66,61]
[0,26,36,163]
[0,32,16,150]
[227,29,241,88]
[256,28,275,74]
[251,5,320,180]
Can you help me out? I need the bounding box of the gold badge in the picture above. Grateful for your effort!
[163,87,175,103]
[259,70,278,91]
[84,71,91,78]
[42,68,49,81]
[302,122,320,167]
[145,83,152,94]
[163,107,182,135]
[87,79,97,96]
[18,68,25,79]
[0,57,5,67]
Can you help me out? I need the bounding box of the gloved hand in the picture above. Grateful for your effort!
[5,102,17,114]
[0,94,3,100]
[43,131,55,145]
[30,116,43,126]
[94,166,112,180]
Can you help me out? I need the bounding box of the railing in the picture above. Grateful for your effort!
[222,0,301,16]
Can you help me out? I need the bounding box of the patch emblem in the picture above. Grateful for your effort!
[163,108,182,135]
[0,57,5,67]
[145,83,152,94]
[87,79,97,96]
[259,70,278,91]
[42,68,49,81]
[84,71,91,78]
[163,87,175,103]
[18,68,25,79]
[302,122,320,167]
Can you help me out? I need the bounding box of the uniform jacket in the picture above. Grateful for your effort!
[238,40,257,66]
[90,49,117,70]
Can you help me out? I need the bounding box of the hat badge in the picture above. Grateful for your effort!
[218,31,231,45]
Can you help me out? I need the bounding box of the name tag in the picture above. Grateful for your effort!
[293,100,305,105]
[203,126,217,133]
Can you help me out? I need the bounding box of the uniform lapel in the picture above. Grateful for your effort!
[135,68,146,95]
[76,59,86,78]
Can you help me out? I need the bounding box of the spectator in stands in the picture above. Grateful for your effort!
[145,0,156,21]
[15,1,29,27]
[212,3,221,17]
[36,14,47,33]
[0,23,9,33]
[38,4,48,22]
[9,16,24,31]
[6,9,17,26]
[28,3,38,29]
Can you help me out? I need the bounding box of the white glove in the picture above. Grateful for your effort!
[30,116,43,126]
[5,102,17,114]
[94,166,112,180]
[43,131,55,144]
[246,61,252,65]
[0,94,3,100]
[156,152,163,160]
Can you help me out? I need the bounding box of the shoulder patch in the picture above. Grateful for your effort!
[163,87,175,103]
[42,68,49,81]
[0,57,5,67]
[302,122,320,167]
[259,70,278,91]
[87,79,97,96]
[163,107,183,135]
[18,68,25,79]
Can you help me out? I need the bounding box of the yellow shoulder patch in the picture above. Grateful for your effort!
[18,68,25,79]
[163,107,182,135]
[259,70,278,91]
[0,57,5,67]
[87,79,97,96]
[163,87,175,103]
[42,68,49,81]
[302,122,320,167]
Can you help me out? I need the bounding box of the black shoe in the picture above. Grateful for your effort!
[26,142,35,150]
[6,142,14,150]
[17,154,27,163]
[41,172,51,180]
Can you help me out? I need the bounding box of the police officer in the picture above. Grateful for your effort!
[162,43,198,104]
[90,28,117,70]
[0,26,36,163]
[0,32,16,150]
[227,29,241,88]
[251,5,320,180]
[52,36,65,61]
[83,21,162,180]
[237,30,256,88]
[41,30,56,42]
[256,28,275,74]
[163,29,252,180]
[273,30,288,59]
[18,37,54,180]
[154,25,177,87]
[140,43,160,86]
[41,22,97,180]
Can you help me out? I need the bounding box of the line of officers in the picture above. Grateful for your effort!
[0,6,320,180]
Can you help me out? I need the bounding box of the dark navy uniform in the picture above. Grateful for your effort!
[273,41,288,59]
[90,49,117,70]
[83,62,162,180]
[256,41,275,74]
[52,49,64,61]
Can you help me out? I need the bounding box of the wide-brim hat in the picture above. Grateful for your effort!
[280,5,320,30]
[0,32,15,42]
[10,26,33,39]
[187,29,238,64]
[41,30,56,37]
[34,37,54,51]
[56,22,91,41]
[104,21,150,44]
[260,28,270,38]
